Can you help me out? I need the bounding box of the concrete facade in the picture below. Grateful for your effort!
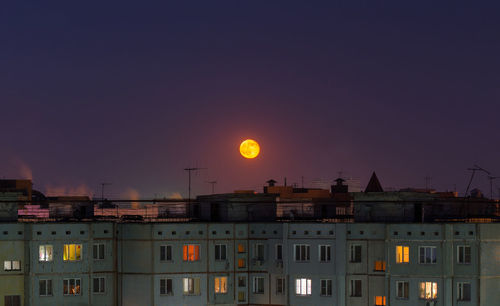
[0,222,498,306]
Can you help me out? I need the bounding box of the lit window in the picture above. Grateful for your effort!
[419,282,438,299]
[63,244,82,261]
[396,281,409,299]
[183,245,200,261]
[238,244,245,253]
[396,246,409,263]
[254,243,264,261]
[350,245,362,263]
[374,260,386,271]
[457,282,471,301]
[320,279,332,296]
[294,244,310,262]
[160,245,172,261]
[319,245,331,262]
[350,279,362,297]
[276,277,285,295]
[39,245,53,262]
[93,244,104,260]
[276,244,283,260]
[63,278,81,295]
[160,278,173,295]
[375,296,386,305]
[214,277,227,294]
[457,246,471,264]
[419,247,437,264]
[39,279,52,296]
[3,260,21,271]
[253,277,265,294]
[215,244,227,261]
[93,277,105,294]
[295,278,311,296]
[183,277,200,295]
[238,258,246,268]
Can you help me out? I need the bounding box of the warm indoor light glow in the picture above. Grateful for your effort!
[239,139,260,159]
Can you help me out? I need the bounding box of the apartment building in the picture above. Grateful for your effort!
[1,221,499,306]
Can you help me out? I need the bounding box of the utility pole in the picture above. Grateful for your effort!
[184,168,206,202]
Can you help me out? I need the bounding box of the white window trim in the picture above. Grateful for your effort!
[294,244,310,262]
[215,244,227,261]
[39,245,53,262]
[457,245,471,264]
[160,245,173,262]
[350,279,362,297]
[93,243,105,260]
[159,278,173,295]
[396,280,409,299]
[320,279,332,296]
[350,244,362,263]
[39,279,52,296]
[93,277,106,294]
[295,278,312,296]
[457,282,471,301]
[418,246,437,264]
[253,276,265,294]
[318,245,331,262]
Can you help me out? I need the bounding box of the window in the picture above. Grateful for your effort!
[374,260,386,271]
[39,279,52,296]
[93,243,104,260]
[396,281,409,299]
[276,244,283,260]
[294,244,310,262]
[63,278,81,295]
[457,282,471,301]
[215,244,227,261]
[419,246,437,264]
[238,244,245,253]
[319,245,331,262]
[160,245,172,261]
[276,277,285,295]
[3,260,21,271]
[183,277,200,295]
[295,278,312,296]
[350,245,361,263]
[39,245,53,262]
[253,277,264,294]
[457,246,471,264]
[160,278,173,295]
[350,279,362,297]
[4,296,20,306]
[214,277,227,294]
[238,258,246,268]
[375,296,386,305]
[238,291,245,302]
[320,279,332,296]
[396,246,409,263]
[419,282,438,299]
[254,243,264,260]
[238,276,246,287]
[93,277,105,294]
[183,245,200,261]
[63,244,82,261]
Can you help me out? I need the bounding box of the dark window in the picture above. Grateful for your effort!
[351,279,362,297]
[160,278,173,295]
[93,244,105,260]
[350,245,362,263]
[215,244,227,260]
[4,295,20,306]
[93,277,105,293]
[160,245,172,261]
[276,244,283,260]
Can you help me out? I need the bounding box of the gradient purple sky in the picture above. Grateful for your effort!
[1,1,499,199]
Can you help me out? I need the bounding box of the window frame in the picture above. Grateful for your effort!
[39,279,53,296]
[93,277,105,294]
[295,278,312,296]
[419,281,438,300]
[396,280,409,299]
[294,244,310,262]
[93,243,105,260]
[395,245,409,264]
[418,246,437,264]
[160,245,173,262]
[254,243,265,261]
[63,278,81,296]
[320,279,332,296]
[374,296,386,306]
[276,277,285,295]
[350,244,362,263]
[160,278,173,295]
[457,245,471,264]
[215,244,227,261]
[3,260,21,271]
[214,276,228,294]
[182,244,200,262]
[253,276,265,294]
[39,245,53,262]
[182,277,200,295]
[276,244,283,261]
[457,282,471,301]
[63,244,83,262]
[318,245,331,262]
[350,279,362,297]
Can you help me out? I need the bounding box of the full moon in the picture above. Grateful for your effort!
[240,139,260,159]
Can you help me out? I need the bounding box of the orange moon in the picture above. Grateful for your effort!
[239,139,260,159]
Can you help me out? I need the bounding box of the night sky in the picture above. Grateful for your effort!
[2,1,500,199]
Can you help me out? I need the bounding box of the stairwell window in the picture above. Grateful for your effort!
[419,247,436,264]
[457,246,471,264]
[63,244,82,261]
[39,245,53,262]
[294,244,310,262]
[419,282,437,299]
[183,245,200,261]
[350,245,362,263]
[396,246,409,263]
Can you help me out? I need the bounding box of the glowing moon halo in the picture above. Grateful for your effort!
[240,139,260,159]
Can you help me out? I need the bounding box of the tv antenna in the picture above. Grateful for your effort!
[206,181,217,194]
[184,167,206,202]
[487,176,499,199]
[464,165,490,197]
[100,183,112,201]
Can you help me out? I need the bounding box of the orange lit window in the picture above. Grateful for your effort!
[238,258,246,268]
[214,277,227,294]
[396,246,409,263]
[375,296,386,305]
[183,245,200,261]
[374,260,386,271]
[238,244,245,253]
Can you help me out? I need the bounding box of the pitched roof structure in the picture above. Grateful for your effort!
[364,171,384,192]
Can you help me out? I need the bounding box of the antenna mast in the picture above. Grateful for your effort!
[184,167,206,202]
